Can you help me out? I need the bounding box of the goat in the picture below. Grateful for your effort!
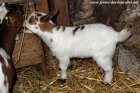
[25,10,132,84]
[0,3,23,93]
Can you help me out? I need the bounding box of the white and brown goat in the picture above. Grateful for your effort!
[0,3,22,93]
[25,10,132,84]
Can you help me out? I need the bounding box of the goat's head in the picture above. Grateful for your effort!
[0,3,22,24]
[0,3,8,24]
[25,10,59,34]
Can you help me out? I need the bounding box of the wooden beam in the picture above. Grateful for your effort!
[53,0,70,26]
[0,0,25,4]
[35,0,49,13]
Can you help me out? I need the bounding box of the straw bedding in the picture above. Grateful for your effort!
[13,49,140,93]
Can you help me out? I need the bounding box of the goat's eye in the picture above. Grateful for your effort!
[29,16,37,24]
[36,13,42,17]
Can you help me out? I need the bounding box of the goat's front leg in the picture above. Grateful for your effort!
[58,56,70,79]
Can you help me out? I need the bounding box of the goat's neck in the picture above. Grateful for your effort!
[0,11,23,57]
[3,25,18,57]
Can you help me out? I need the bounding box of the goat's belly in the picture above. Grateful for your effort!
[52,47,96,58]
[50,40,116,59]
[70,49,94,58]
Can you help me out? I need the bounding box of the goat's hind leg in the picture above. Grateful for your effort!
[95,57,113,84]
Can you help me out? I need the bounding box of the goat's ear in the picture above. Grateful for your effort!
[40,10,59,22]
[48,10,59,20]
[51,10,60,23]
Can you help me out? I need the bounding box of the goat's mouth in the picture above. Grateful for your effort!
[25,23,30,30]
[25,22,38,34]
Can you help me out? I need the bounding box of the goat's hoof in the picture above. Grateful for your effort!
[57,79,67,84]
[101,82,109,85]
[103,80,111,85]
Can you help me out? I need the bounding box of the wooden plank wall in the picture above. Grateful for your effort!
[35,0,70,26]
[35,0,49,13]
[52,0,70,26]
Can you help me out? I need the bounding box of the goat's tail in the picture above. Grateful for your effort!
[118,28,132,42]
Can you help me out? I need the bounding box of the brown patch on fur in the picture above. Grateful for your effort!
[38,10,59,32]
[39,22,55,32]
[29,16,36,25]
[73,26,80,35]
[40,15,50,23]
[81,26,85,30]
[37,14,56,32]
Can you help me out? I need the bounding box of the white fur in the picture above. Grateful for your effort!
[0,48,10,93]
[0,3,8,24]
[26,12,132,84]
[0,48,10,67]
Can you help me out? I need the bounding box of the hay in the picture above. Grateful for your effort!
[13,49,140,93]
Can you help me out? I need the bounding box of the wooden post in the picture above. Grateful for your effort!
[52,0,70,26]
